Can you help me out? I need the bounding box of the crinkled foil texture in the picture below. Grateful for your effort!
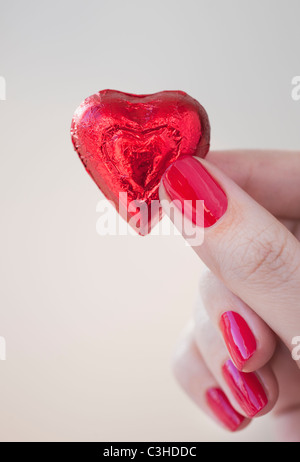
[71,90,210,235]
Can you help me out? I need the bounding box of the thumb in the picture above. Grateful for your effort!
[159,156,300,359]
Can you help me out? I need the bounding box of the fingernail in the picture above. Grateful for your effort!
[220,312,257,370]
[222,360,268,417]
[206,388,245,432]
[161,156,228,228]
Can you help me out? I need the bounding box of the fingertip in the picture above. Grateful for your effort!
[219,310,277,373]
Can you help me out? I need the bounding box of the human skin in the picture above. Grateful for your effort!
[159,150,300,441]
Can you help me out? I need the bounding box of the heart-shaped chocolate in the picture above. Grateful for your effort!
[71,90,210,235]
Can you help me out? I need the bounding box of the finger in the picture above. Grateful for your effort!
[206,150,300,219]
[173,323,249,432]
[197,269,277,372]
[194,306,279,419]
[159,156,300,358]
[270,342,300,442]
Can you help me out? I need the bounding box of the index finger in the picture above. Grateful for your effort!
[159,156,300,356]
[206,150,300,219]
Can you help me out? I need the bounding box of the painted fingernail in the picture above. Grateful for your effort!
[206,388,245,432]
[161,156,228,228]
[222,360,268,417]
[220,312,257,370]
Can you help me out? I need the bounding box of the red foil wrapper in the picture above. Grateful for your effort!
[71,90,210,235]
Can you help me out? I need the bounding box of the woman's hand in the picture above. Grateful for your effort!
[159,150,300,441]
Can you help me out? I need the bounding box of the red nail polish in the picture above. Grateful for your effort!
[222,360,268,417]
[162,156,228,228]
[206,388,245,432]
[220,312,257,370]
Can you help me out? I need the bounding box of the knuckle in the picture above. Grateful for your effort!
[243,234,286,278]
[224,224,296,286]
[198,267,215,295]
[194,303,210,331]
[171,324,194,377]
[171,333,199,387]
[172,340,188,380]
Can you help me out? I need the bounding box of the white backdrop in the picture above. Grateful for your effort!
[0,0,299,441]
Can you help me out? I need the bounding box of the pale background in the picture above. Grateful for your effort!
[0,0,299,442]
